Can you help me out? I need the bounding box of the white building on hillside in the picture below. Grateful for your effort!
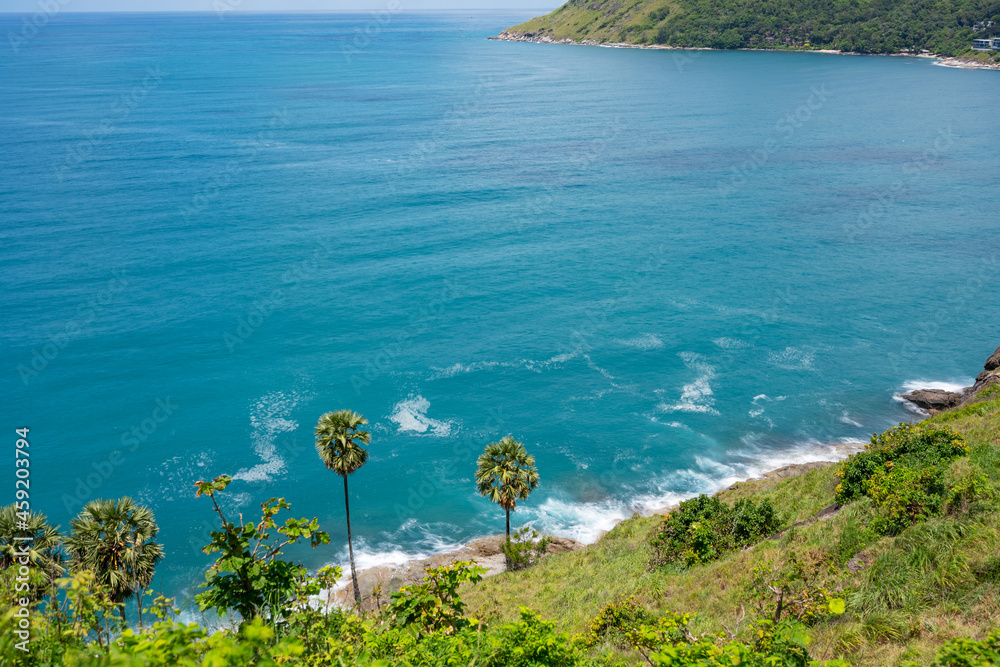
[972,37,1000,50]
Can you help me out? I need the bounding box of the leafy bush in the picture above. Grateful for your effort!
[836,424,967,503]
[650,495,783,567]
[193,475,330,622]
[747,554,844,625]
[646,620,818,667]
[487,607,582,667]
[835,424,969,535]
[583,594,659,648]
[387,560,486,635]
[904,628,1000,666]
[502,527,552,571]
[944,459,997,514]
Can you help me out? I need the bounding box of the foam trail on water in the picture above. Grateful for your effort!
[659,351,718,414]
[390,395,455,436]
[616,333,664,350]
[233,390,304,483]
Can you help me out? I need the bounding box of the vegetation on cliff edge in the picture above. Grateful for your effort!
[502,0,1000,57]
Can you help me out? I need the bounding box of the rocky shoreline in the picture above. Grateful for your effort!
[491,31,1000,71]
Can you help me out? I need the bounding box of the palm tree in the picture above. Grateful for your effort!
[66,497,163,625]
[0,505,64,600]
[475,436,540,541]
[315,409,370,607]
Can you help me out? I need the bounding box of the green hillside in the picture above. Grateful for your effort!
[465,391,1000,665]
[500,0,1000,56]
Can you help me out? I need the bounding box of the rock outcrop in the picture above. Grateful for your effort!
[899,345,1000,413]
[965,346,1000,403]
[900,388,966,412]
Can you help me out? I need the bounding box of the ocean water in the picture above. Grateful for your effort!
[2,12,998,605]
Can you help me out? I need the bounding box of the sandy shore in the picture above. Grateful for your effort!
[491,33,999,71]
[322,443,865,610]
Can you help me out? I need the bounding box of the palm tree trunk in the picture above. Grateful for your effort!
[343,474,361,607]
[119,604,127,626]
[505,507,511,541]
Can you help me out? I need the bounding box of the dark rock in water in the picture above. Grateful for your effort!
[900,388,965,412]
[986,345,1000,371]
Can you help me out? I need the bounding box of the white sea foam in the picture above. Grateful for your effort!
[839,411,864,427]
[389,395,454,436]
[898,379,972,394]
[658,351,718,414]
[232,390,305,483]
[616,333,664,350]
[768,346,815,371]
[427,353,578,381]
[713,337,753,350]
[523,497,632,544]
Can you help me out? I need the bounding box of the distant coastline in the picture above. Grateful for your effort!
[490,32,1000,71]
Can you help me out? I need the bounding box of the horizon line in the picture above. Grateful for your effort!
[0,8,553,13]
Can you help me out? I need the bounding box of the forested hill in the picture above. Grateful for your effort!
[498,0,1000,56]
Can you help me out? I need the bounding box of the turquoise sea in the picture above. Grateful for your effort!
[1,12,998,606]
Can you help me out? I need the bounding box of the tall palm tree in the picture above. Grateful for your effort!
[315,409,370,607]
[66,497,163,625]
[476,436,540,541]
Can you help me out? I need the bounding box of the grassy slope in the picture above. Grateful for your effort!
[464,393,1000,665]
[505,0,680,45]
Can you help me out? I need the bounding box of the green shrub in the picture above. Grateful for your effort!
[748,554,844,625]
[904,628,1000,666]
[945,459,997,514]
[650,495,783,567]
[386,561,486,636]
[501,527,552,572]
[836,424,968,504]
[583,594,658,648]
[864,465,946,535]
[486,607,582,667]
[646,620,817,666]
[835,424,969,535]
